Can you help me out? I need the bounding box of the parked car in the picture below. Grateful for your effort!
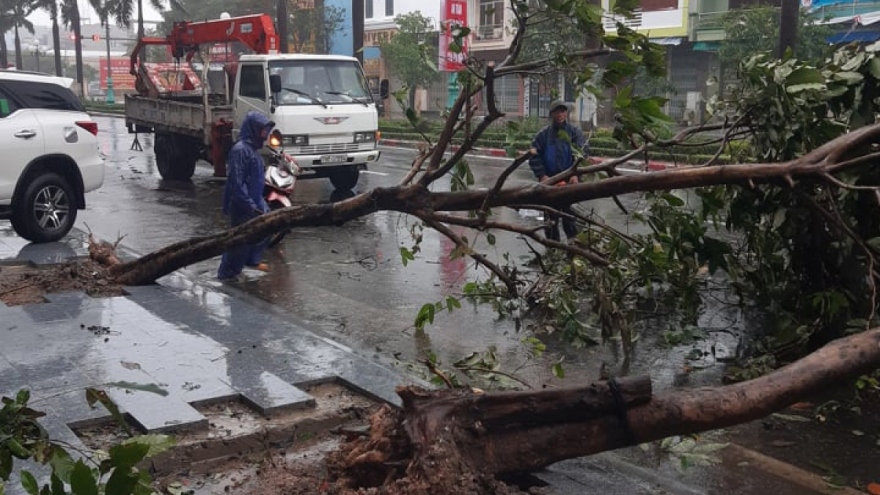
[0,70,104,243]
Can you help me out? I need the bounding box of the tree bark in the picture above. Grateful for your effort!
[52,18,62,77]
[331,327,880,489]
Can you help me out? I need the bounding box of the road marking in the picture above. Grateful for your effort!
[362,170,390,176]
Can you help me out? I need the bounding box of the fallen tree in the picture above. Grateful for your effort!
[318,326,880,493]
[61,0,880,491]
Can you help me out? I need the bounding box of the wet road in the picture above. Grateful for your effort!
[71,115,864,495]
[81,115,734,391]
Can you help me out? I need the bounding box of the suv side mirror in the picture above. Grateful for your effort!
[269,74,282,94]
[379,79,389,100]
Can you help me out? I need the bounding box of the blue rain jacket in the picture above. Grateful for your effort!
[222,111,274,219]
[528,121,588,179]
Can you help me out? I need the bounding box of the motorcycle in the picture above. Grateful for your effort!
[264,129,301,247]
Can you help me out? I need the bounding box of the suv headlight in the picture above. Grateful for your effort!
[354,132,376,143]
[283,135,309,146]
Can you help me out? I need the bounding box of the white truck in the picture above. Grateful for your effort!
[124,14,387,190]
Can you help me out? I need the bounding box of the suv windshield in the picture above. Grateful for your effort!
[269,60,373,106]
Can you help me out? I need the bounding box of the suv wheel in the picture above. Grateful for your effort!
[13,173,77,243]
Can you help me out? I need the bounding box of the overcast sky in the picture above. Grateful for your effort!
[27,0,164,28]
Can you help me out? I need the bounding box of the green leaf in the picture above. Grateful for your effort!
[786,82,825,94]
[123,434,174,458]
[785,67,823,86]
[0,449,12,481]
[486,233,496,246]
[104,467,138,495]
[832,71,864,84]
[414,303,436,330]
[49,474,64,495]
[445,296,461,311]
[70,461,98,495]
[48,448,74,484]
[19,471,38,495]
[552,362,565,379]
[399,247,415,267]
[869,57,880,78]
[109,442,151,469]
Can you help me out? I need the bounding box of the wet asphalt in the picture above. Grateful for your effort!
[0,114,861,494]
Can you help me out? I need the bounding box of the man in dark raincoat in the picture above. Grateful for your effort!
[528,100,588,242]
[217,111,274,280]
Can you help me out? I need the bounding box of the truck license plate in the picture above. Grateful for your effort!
[321,154,347,164]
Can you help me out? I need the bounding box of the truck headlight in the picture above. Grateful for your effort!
[354,132,376,143]
[283,135,309,146]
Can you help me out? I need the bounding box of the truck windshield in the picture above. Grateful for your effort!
[269,60,373,106]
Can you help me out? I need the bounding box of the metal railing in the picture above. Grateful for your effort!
[690,11,727,31]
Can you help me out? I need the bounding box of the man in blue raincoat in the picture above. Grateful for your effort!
[528,100,588,242]
[217,111,275,280]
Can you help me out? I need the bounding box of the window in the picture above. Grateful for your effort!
[0,81,82,112]
[483,74,520,113]
[239,65,266,100]
[269,60,371,105]
[0,86,21,118]
[365,0,373,19]
[385,0,393,16]
[479,0,504,29]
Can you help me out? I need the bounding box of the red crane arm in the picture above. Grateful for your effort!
[129,14,279,77]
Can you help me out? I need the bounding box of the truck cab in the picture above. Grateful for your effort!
[234,54,382,190]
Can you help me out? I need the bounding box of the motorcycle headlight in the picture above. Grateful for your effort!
[268,130,283,149]
[354,132,376,143]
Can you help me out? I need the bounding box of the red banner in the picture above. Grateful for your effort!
[439,0,468,72]
[99,58,136,90]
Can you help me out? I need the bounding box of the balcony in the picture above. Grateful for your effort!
[603,9,644,30]
[475,24,504,41]
[689,11,727,41]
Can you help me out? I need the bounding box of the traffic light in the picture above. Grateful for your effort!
[91,34,100,42]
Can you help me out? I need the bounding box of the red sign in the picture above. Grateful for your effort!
[439,0,468,72]
[99,58,137,90]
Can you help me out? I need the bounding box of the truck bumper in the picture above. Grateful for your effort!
[298,150,381,169]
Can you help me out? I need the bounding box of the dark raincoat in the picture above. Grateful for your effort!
[528,121,588,179]
[217,111,274,280]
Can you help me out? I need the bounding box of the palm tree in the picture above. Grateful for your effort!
[60,0,85,96]
[0,0,38,70]
[101,0,186,62]
[38,0,64,76]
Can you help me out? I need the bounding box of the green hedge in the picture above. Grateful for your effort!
[379,120,752,165]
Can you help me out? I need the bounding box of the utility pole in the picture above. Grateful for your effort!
[277,0,288,53]
[777,0,799,58]
[105,23,115,104]
[352,0,364,63]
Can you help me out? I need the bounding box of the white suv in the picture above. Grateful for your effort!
[0,71,104,243]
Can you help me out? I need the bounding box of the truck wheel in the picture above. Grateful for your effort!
[155,133,197,180]
[328,167,360,191]
[12,173,77,243]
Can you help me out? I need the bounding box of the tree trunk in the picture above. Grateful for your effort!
[0,32,8,68]
[14,25,22,70]
[73,10,84,97]
[52,18,62,77]
[327,327,880,491]
[777,0,799,58]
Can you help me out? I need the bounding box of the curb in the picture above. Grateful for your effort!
[379,138,676,170]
